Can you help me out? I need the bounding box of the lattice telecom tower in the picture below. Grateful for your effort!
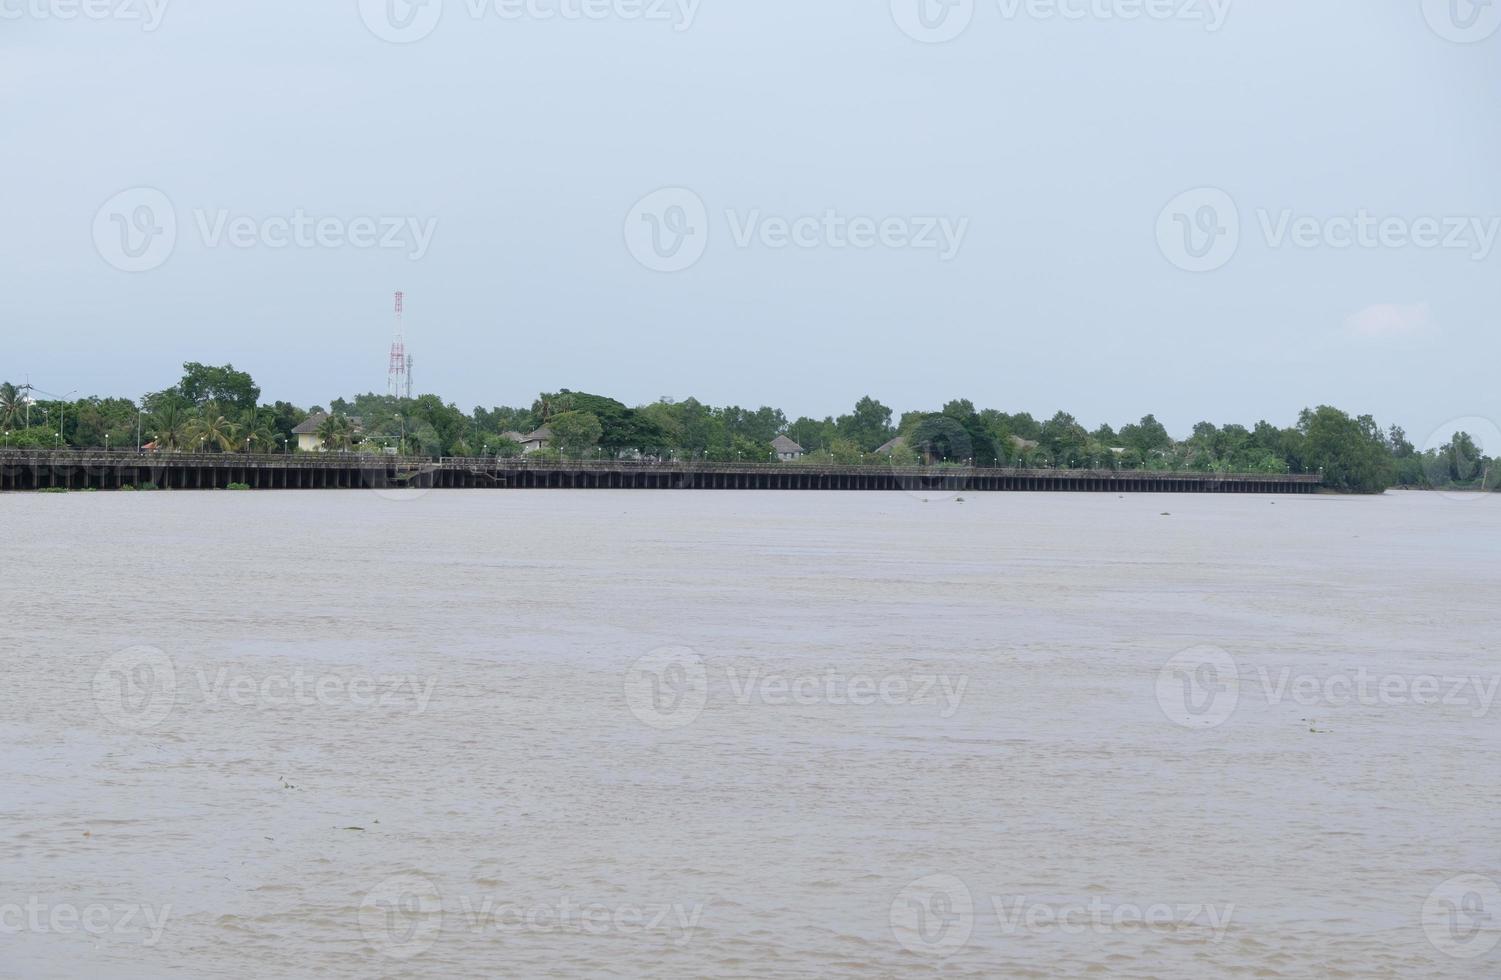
[387,291,411,398]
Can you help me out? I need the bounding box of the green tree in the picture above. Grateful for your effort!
[238,408,277,453]
[185,403,240,452]
[1119,414,1172,456]
[1298,406,1394,493]
[148,399,191,452]
[788,416,837,453]
[836,396,895,452]
[532,391,664,454]
[908,414,974,463]
[171,362,261,410]
[1041,411,1090,466]
[550,410,604,458]
[0,382,23,431]
[317,413,355,452]
[1440,431,1485,485]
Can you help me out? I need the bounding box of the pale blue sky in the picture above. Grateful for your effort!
[3,0,1497,440]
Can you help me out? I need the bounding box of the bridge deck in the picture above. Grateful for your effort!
[0,451,1323,494]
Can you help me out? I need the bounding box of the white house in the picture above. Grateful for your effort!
[772,434,804,461]
[291,412,361,452]
[291,413,328,452]
[520,426,552,454]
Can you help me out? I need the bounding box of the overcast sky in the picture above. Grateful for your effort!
[3,0,1498,441]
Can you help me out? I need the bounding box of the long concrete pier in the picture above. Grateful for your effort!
[0,451,1323,493]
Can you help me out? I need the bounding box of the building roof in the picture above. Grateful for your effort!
[291,412,362,435]
[874,435,907,454]
[771,435,803,453]
[291,412,328,435]
[522,426,552,443]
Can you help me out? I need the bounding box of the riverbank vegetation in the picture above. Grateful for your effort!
[1,364,1493,495]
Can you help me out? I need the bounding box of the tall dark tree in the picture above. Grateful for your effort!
[171,363,261,411]
[836,396,895,452]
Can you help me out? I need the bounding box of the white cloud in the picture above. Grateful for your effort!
[1343,302,1437,340]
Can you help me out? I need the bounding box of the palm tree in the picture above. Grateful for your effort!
[149,399,190,452]
[0,382,21,431]
[238,409,276,453]
[317,413,354,452]
[185,402,239,453]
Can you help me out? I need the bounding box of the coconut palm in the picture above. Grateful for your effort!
[0,382,22,431]
[238,409,276,453]
[184,402,240,453]
[148,399,190,452]
[317,413,354,452]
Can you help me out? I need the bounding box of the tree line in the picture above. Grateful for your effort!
[1,363,1494,495]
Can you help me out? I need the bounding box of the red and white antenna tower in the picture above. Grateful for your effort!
[387,290,408,398]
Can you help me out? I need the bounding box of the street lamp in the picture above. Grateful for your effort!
[105,434,110,452]
[54,389,77,447]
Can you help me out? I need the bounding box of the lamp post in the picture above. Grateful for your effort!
[105,434,110,453]
[57,390,77,447]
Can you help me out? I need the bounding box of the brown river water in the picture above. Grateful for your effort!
[2,488,1498,977]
